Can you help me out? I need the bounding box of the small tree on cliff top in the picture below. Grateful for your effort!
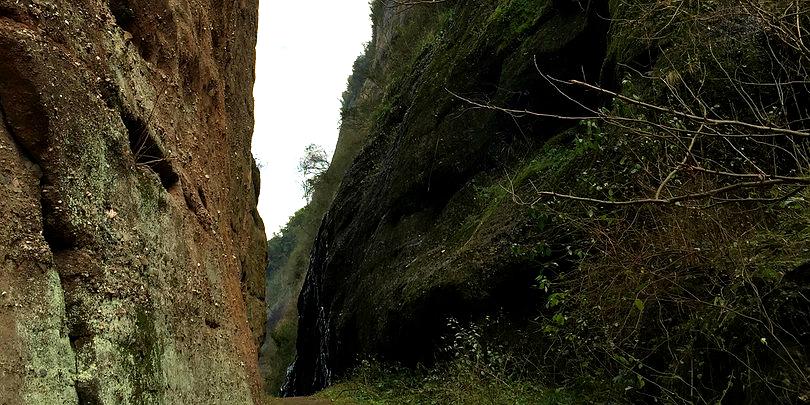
[298,144,330,201]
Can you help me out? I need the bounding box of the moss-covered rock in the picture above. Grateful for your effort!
[285,0,810,402]
[0,0,266,403]
[286,0,613,395]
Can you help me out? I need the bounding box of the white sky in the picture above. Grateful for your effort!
[252,1,373,235]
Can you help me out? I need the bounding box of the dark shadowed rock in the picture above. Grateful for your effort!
[285,0,613,395]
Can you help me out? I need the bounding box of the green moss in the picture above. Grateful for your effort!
[125,308,164,403]
[134,173,164,220]
[18,270,79,405]
[488,0,549,42]
[263,313,298,394]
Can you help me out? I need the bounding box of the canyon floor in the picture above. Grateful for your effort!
[267,397,333,405]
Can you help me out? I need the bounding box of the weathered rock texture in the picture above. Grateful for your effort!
[285,0,810,402]
[285,0,612,395]
[0,0,265,403]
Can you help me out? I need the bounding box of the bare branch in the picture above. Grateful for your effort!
[525,179,794,207]
[568,79,810,138]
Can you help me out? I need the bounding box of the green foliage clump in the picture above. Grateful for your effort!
[487,0,549,48]
[317,317,614,405]
[341,45,372,119]
[266,211,305,278]
[298,144,331,201]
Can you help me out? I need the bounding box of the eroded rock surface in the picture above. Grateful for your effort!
[0,0,265,403]
[286,0,611,395]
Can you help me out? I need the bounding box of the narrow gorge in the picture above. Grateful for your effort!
[2,0,810,404]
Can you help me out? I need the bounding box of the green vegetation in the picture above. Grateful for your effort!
[262,205,320,394]
[270,0,810,402]
[128,308,164,402]
[266,215,302,279]
[298,144,330,201]
[498,139,810,402]
[318,361,582,405]
[340,45,371,118]
[317,318,614,405]
[261,1,454,394]
[486,0,550,52]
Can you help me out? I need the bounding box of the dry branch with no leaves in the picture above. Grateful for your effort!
[448,0,810,209]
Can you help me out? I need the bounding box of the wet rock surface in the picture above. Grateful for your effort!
[286,0,612,395]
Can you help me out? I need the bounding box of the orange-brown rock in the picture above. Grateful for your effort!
[0,0,265,403]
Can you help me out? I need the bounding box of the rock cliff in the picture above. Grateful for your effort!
[284,0,810,402]
[285,0,613,394]
[0,0,265,403]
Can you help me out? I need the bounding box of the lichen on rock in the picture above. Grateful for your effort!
[0,0,266,403]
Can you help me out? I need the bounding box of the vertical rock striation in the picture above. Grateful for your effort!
[286,0,810,401]
[286,0,612,395]
[0,0,265,403]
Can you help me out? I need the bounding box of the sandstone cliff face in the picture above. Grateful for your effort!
[0,0,265,403]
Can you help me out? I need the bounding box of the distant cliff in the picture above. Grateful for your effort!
[0,0,266,403]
